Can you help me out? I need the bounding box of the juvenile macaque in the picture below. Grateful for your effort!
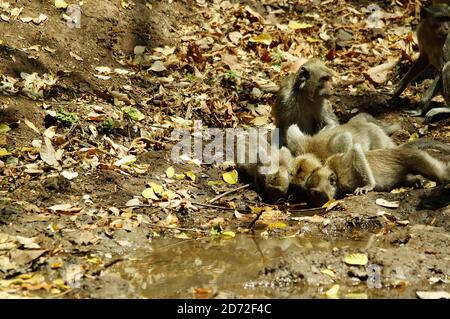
[272,59,339,146]
[235,133,294,203]
[325,142,450,197]
[392,4,450,117]
[286,113,396,162]
[288,153,337,206]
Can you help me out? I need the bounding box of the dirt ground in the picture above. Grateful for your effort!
[0,0,449,299]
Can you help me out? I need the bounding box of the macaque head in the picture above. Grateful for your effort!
[422,4,450,39]
[304,166,337,207]
[294,59,333,100]
[289,154,323,188]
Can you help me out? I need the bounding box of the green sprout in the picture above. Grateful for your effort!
[271,51,285,65]
[223,70,238,85]
[56,109,78,127]
[101,119,118,134]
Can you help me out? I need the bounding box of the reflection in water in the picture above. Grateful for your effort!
[106,236,370,298]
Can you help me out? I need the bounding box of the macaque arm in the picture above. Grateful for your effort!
[321,100,339,128]
[348,144,376,195]
[286,124,307,155]
[392,55,429,98]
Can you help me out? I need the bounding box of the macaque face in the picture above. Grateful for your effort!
[295,59,333,100]
[424,5,450,39]
[305,167,337,206]
[434,19,450,38]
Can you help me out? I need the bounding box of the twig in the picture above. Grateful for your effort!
[209,183,251,204]
[148,223,209,234]
[191,201,251,213]
[72,138,120,159]
[247,210,264,229]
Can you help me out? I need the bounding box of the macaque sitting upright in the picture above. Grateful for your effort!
[272,59,339,146]
[392,3,450,120]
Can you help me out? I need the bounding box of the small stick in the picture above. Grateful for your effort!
[208,183,251,204]
[247,210,264,229]
[148,223,209,234]
[72,138,120,159]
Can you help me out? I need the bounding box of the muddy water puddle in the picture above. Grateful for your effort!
[103,235,380,298]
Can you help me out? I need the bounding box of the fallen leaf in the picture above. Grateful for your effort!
[325,284,340,299]
[0,123,11,134]
[142,188,159,200]
[416,291,450,299]
[321,269,336,278]
[39,136,59,167]
[366,58,399,84]
[185,171,196,181]
[344,253,368,266]
[249,33,272,45]
[54,0,68,9]
[288,21,313,30]
[61,170,78,180]
[222,170,238,184]
[166,166,175,178]
[148,182,164,195]
[149,61,166,72]
[375,198,399,209]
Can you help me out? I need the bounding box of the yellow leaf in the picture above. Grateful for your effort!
[222,170,238,184]
[175,173,185,180]
[0,148,10,157]
[161,190,178,200]
[306,37,321,43]
[346,292,368,299]
[174,232,191,239]
[321,198,336,208]
[408,132,419,141]
[54,0,68,9]
[0,123,10,134]
[166,166,175,178]
[221,230,236,238]
[344,253,368,266]
[249,33,272,45]
[142,188,159,200]
[148,182,163,195]
[288,21,314,30]
[325,284,340,299]
[185,171,196,181]
[321,269,336,278]
[268,222,287,229]
[208,180,224,186]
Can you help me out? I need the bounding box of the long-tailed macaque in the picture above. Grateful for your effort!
[286,113,396,162]
[272,59,339,146]
[392,4,450,119]
[325,142,450,197]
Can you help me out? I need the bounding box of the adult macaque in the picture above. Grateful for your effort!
[272,59,339,146]
[392,4,450,118]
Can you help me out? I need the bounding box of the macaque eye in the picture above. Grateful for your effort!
[320,75,330,82]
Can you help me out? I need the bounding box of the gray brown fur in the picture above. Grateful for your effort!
[286,113,396,162]
[272,59,339,145]
[393,4,450,116]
